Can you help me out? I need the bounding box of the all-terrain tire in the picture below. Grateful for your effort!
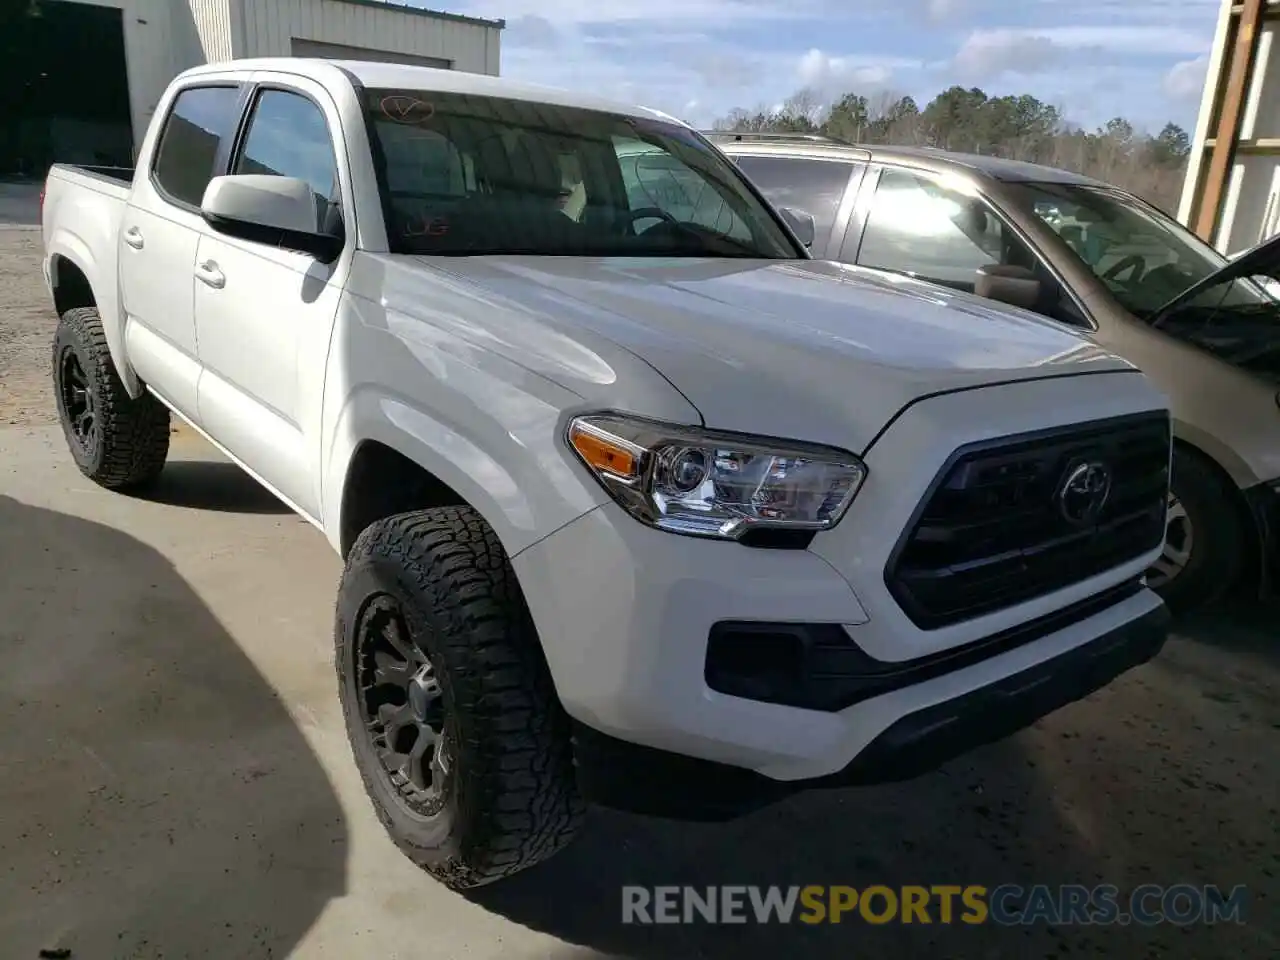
[52,307,170,490]
[335,506,584,890]
[1149,446,1246,614]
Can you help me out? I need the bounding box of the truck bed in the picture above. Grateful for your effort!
[49,163,134,195]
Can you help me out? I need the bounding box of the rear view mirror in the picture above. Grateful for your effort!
[201,174,343,263]
[777,206,816,248]
[975,263,1041,310]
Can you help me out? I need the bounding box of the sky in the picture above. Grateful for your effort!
[437,0,1221,134]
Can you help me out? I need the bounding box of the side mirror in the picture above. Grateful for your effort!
[975,263,1041,310]
[777,206,816,248]
[201,175,343,263]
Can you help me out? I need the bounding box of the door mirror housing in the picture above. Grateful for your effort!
[777,206,817,248]
[200,175,343,263]
[975,263,1041,310]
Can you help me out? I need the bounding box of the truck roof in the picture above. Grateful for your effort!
[177,57,687,127]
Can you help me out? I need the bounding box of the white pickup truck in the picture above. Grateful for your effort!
[42,58,1173,889]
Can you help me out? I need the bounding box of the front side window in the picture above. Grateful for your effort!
[233,88,339,207]
[362,89,800,258]
[151,85,242,208]
[857,168,1035,289]
[731,155,858,252]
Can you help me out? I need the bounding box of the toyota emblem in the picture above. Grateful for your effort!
[1056,460,1112,526]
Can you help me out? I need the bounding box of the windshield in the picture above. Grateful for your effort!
[1010,181,1276,319]
[362,88,799,258]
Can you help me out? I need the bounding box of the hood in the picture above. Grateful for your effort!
[416,256,1131,452]
[1151,230,1280,322]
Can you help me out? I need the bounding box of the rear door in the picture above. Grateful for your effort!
[725,152,865,258]
[118,81,245,420]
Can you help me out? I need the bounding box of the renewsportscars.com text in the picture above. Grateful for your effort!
[621,884,1248,926]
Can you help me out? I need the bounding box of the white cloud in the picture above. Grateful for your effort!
[925,0,967,21]
[1164,55,1210,102]
[438,0,1220,130]
[952,30,1065,79]
[796,49,904,92]
[1030,25,1211,55]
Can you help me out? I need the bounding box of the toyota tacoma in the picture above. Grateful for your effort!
[41,58,1173,889]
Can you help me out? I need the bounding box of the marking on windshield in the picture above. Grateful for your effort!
[380,96,435,124]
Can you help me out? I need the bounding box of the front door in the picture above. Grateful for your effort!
[193,78,352,518]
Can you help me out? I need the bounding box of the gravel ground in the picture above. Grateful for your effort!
[1,179,1277,958]
[0,184,55,427]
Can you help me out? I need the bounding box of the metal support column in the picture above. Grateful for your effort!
[1179,0,1276,247]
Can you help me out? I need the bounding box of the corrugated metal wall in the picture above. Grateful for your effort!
[188,0,237,62]
[59,0,501,157]
[237,0,500,75]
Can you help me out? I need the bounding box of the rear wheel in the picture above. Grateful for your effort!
[335,506,584,890]
[52,306,170,490]
[1145,447,1245,614]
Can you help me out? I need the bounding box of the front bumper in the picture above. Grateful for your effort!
[570,599,1168,820]
[512,497,1169,791]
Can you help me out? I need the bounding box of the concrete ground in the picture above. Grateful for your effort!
[2,184,1277,959]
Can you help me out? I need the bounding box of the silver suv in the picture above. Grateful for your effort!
[707,131,1280,613]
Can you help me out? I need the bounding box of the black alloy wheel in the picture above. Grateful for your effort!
[57,345,99,460]
[354,594,456,816]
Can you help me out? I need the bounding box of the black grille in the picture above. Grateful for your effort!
[885,412,1170,629]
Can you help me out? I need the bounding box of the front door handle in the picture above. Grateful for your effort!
[123,226,144,250]
[195,259,225,289]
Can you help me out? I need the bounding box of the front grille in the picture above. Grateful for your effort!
[885,412,1170,629]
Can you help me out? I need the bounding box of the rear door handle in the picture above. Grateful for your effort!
[123,226,144,250]
[195,259,225,289]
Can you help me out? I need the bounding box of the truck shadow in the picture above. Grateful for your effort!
[0,495,346,957]
[141,459,294,515]
[472,746,1100,958]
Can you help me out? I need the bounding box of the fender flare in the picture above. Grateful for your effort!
[321,387,606,558]
[46,233,141,396]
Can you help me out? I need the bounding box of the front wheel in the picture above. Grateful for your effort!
[335,506,584,890]
[1145,447,1245,614]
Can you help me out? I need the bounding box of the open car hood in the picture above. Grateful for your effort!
[1151,229,1280,322]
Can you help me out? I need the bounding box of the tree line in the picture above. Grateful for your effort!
[713,86,1193,215]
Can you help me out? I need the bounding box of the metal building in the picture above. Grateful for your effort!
[1178,0,1280,252]
[4,0,503,176]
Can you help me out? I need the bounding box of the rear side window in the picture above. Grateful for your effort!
[731,155,859,252]
[151,85,242,208]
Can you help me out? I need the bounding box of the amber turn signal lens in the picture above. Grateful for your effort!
[569,422,639,479]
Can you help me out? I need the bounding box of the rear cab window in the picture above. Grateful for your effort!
[150,84,243,209]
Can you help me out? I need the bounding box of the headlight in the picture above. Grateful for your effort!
[566,414,867,540]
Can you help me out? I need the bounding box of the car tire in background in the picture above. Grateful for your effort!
[335,506,585,890]
[1146,446,1246,614]
[51,306,171,490]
